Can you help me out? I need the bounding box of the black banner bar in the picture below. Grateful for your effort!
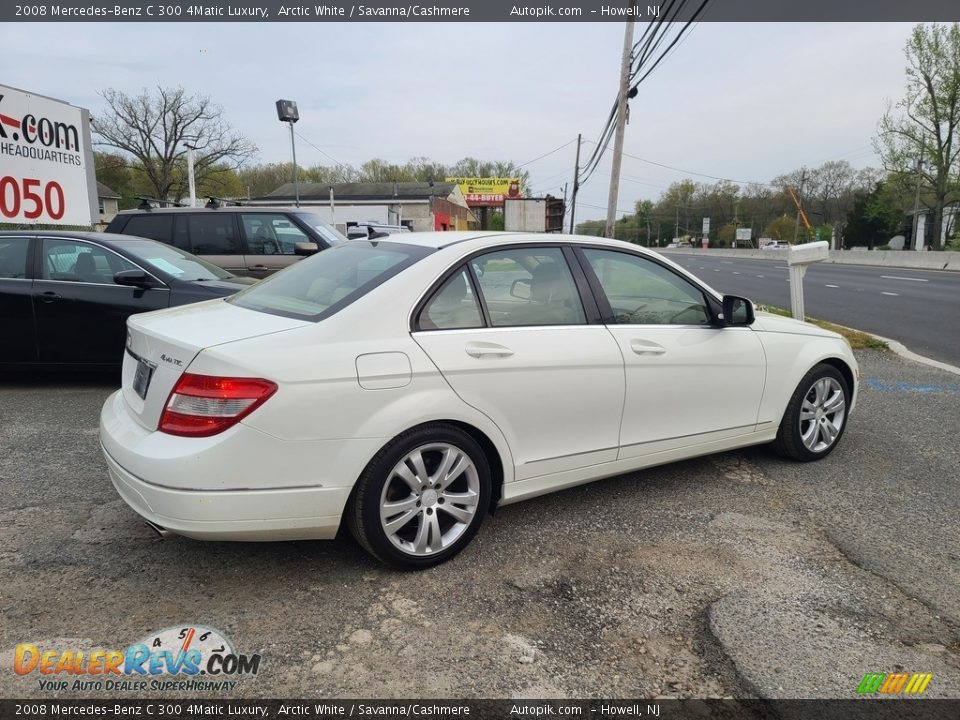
[3,0,960,23]
[2,700,960,720]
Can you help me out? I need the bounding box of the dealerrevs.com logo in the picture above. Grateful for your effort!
[13,625,261,693]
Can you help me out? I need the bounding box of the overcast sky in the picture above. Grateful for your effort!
[4,21,915,221]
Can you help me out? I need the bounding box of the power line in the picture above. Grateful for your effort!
[620,149,771,187]
[578,201,638,216]
[517,138,578,169]
[630,0,712,92]
[293,130,349,170]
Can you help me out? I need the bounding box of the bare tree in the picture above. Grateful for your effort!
[92,86,257,202]
[875,23,960,250]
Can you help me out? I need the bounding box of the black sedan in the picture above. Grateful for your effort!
[0,231,256,369]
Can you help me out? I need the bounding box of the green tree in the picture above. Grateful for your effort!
[763,214,796,241]
[94,151,148,209]
[844,180,907,248]
[875,23,960,250]
[359,159,414,182]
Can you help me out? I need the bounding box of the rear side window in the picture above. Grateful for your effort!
[229,241,432,321]
[187,215,240,255]
[469,247,586,327]
[0,237,30,279]
[123,215,173,244]
[417,268,483,330]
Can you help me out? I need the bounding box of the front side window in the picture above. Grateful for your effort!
[418,268,483,330]
[41,239,138,285]
[295,213,348,246]
[0,237,30,279]
[582,248,710,325]
[240,213,308,256]
[187,215,240,255]
[229,241,432,320]
[470,247,585,327]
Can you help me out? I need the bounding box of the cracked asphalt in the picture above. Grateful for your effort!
[1,349,958,700]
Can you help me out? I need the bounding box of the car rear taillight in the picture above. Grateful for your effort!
[159,373,278,437]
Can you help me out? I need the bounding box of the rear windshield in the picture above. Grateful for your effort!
[295,213,349,247]
[114,239,233,281]
[228,241,433,321]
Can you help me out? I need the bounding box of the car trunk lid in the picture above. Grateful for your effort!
[121,299,310,430]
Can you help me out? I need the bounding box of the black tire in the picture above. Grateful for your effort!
[773,363,850,462]
[347,423,491,569]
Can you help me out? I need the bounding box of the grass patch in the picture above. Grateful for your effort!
[756,305,888,350]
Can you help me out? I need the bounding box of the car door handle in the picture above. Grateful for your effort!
[465,342,514,358]
[38,291,62,303]
[247,264,269,271]
[630,339,666,355]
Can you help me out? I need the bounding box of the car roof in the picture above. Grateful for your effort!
[0,229,176,252]
[388,230,659,254]
[115,206,313,214]
[0,229,133,243]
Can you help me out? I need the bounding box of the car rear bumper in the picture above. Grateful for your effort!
[102,445,351,541]
[99,389,369,541]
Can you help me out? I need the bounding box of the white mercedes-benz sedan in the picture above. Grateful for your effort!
[100,232,858,568]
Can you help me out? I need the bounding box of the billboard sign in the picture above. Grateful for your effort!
[701,217,710,235]
[446,177,522,207]
[735,228,752,241]
[0,84,97,226]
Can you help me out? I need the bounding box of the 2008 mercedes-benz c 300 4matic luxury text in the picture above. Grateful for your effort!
[100,232,858,568]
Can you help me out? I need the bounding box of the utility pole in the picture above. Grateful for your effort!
[185,143,197,208]
[569,133,582,234]
[675,206,679,240]
[605,10,635,239]
[911,151,924,251]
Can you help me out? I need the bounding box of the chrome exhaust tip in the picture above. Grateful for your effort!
[145,520,174,539]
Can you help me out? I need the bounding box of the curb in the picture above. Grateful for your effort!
[866,334,960,377]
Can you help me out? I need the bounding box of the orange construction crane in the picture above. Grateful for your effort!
[786,186,813,236]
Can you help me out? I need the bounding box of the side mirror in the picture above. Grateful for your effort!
[294,242,320,256]
[114,269,154,288]
[510,278,531,300]
[721,295,755,326]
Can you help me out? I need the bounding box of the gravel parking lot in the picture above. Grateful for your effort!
[1,349,958,700]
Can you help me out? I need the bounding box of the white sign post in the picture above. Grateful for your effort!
[0,84,97,226]
[787,241,829,321]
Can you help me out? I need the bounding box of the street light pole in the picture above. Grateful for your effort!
[275,100,301,207]
[288,120,299,208]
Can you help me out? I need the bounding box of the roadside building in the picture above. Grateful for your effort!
[96,182,121,228]
[251,182,476,233]
[909,203,959,249]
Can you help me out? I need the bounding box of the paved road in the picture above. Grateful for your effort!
[661,252,960,366]
[2,354,959,699]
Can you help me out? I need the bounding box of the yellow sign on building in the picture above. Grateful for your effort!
[446,177,522,206]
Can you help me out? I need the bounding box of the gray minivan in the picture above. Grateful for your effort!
[105,207,347,278]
